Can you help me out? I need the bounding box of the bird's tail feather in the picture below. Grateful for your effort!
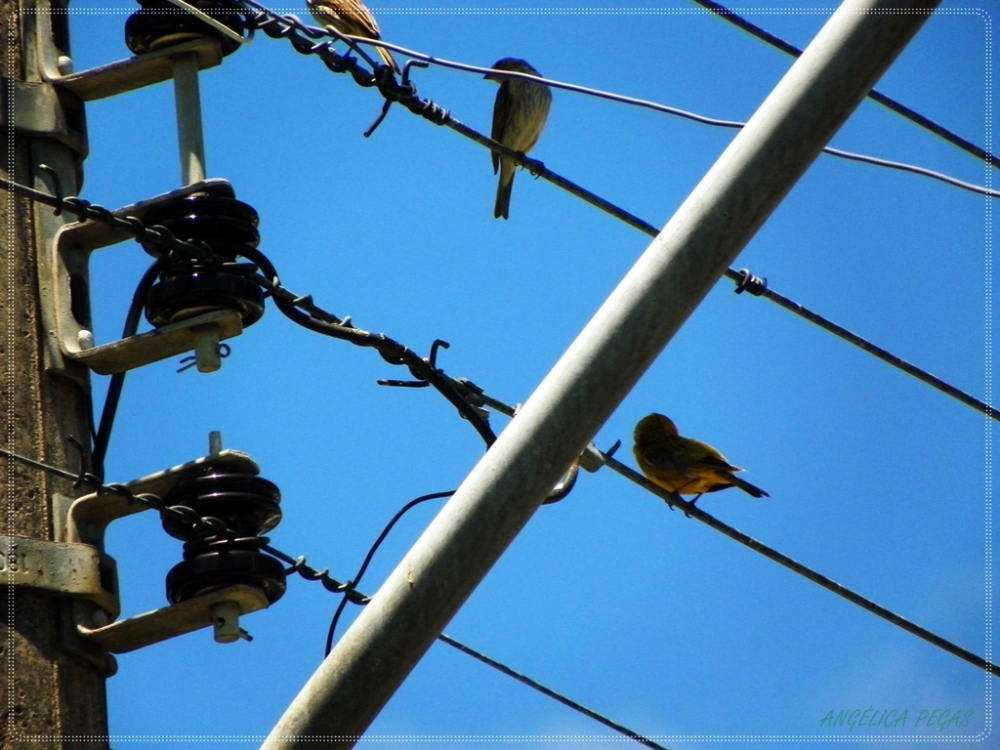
[730,475,769,498]
[495,163,515,219]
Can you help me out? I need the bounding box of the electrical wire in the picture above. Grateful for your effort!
[603,454,1000,679]
[324,489,455,656]
[239,0,998,199]
[266,534,668,749]
[91,258,166,482]
[3,159,994,435]
[436,634,669,750]
[0,174,498,452]
[226,9,1000,423]
[691,0,1000,170]
[725,269,999,422]
[441,386,1000,680]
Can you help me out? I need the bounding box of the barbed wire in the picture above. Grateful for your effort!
[691,0,999,170]
[431,385,1000,680]
[0,174,497,451]
[0,446,236,543]
[238,0,998,199]
[220,10,1000,422]
[4,163,994,441]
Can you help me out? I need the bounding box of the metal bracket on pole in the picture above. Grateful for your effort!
[39,179,245,384]
[60,445,272,653]
[59,447,260,549]
[43,37,224,103]
[78,584,270,654]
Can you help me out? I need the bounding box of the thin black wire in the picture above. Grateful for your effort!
[691,0,1000,170]
[447,383,999,680]
[263,541,668,749]
[91,258,166,482]
[724,269,999,422]
[436,634,668,750]
[324,490,455,656]
[606,455,999,679]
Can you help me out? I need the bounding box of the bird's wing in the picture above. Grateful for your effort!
[688,440,743,473]
[491,85,513,175]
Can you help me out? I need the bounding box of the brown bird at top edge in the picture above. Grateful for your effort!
[633,413,769,505]
[486,58,552,220]
[306,0,399,73]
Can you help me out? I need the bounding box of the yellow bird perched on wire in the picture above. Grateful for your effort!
[633,413,769,503]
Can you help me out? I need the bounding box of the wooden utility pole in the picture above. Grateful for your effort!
[2,1,110,747]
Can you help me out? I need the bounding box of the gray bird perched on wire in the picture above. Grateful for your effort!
[306,0,399,73]
[486,58,552,220]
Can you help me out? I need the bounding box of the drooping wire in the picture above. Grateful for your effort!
[324,489,455,656]
[263,533,668,749]
[91,257,166,482]
[238,0,998,199]
[690,0,1000,170]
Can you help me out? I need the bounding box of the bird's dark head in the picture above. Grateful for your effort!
[635,413,679,441]
[485,57,542,82]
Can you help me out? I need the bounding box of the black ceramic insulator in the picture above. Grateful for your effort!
[165,536,287,604]
[125,0,245,56]
[161,472,282,541]
[141,191,266,327]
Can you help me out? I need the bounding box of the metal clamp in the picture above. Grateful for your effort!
[1,534,118,619]
[0,81,88,159]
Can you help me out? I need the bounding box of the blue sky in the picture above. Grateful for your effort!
[39,1,997,747]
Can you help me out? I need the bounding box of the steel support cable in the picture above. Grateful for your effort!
[691,0,999,170]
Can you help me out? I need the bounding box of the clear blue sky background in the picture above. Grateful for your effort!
[50,1,995,747]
